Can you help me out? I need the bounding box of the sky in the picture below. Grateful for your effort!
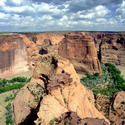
[0,0,125,32]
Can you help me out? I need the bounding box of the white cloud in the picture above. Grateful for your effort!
[116,1,125,15]
[10,0,23,5]
[95,5,110,17]
[78,5,110,19]
[0,0,6,6]
[3,5,35,13]
[0,0,124,31]
[0,12,7,18]
[32,2,68,16]
[96,18,107,22]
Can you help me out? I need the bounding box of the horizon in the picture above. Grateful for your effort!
[0,0,125,32]
[1,30,125,33]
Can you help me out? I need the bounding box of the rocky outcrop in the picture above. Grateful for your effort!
[1,32,125,78]
[0,34,29,78]
[112,91,125,111]
[95,92,125,124]
[109,91,125,122]
[13,54,109,125]
[0,33,64,78]
[48,112,109,125]
[113,119,125,125]
[93,32,125,66]
[58,32,102,75]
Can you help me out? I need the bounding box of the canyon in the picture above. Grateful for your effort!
[0,32,125,125]
[1,32,125,78]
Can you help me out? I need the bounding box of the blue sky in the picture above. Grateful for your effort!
[0,0,125,32]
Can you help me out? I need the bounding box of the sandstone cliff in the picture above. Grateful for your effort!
[58,32,102,75]
[1,32,125,78]
[0,33,64,78]
[13,54,109,125]
[91,32,125,66]
[0,34,29,78]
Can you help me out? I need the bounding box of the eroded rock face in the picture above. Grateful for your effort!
[13,54,109,125]
[113,119,125,125]
[0,34,29,78]
[0,33,64,77]
[94,33,125,66]
[112,91,125,111]
[48,112,109,125]
[95,92,125,124]
[58,32,102,75]
[109,91,125,121]
[1,32,125,78]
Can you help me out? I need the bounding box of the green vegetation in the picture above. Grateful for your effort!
[49,118,59,125]
[0,76,29,125]
[5,93,17,102]
[0,76,30,94]
[81,63,125,96]
[0,76,30,87]
[63,98,67,104]
[4,92,18,125]
[0,83,25,94]
[5,103,14,125]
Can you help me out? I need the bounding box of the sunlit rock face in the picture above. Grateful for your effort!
[58,32,102,75]
[0,33,64,78]
[13,55,109,125]
[0,34,29,78]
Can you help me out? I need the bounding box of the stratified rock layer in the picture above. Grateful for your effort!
[94,32,125,66]
[0,34,29,78]
[58,32,102,75]
[0,33,64,78]
[13,54,109,125]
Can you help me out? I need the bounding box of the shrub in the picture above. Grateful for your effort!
[81,63,125,96]
[11,77,27,83]
[0,76,29,93]
[0,83,25,94]
[5,103,14,125]
[5,94,16,102]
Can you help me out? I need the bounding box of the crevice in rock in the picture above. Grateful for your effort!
[39,48,48,55]
[39,74,49,95]
[19,97,43,125]
[98,42,102,62]
[51,57,58,69]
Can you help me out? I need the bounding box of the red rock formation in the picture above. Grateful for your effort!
[89,32,125,66]
[99,33,125,66]
[51,112,109,125]
[95,92,125,123]
[13,55,109,125]
[1,32,125,78]
[0,33,64,78]
[58,32,102,75]
[0,34,29,78]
